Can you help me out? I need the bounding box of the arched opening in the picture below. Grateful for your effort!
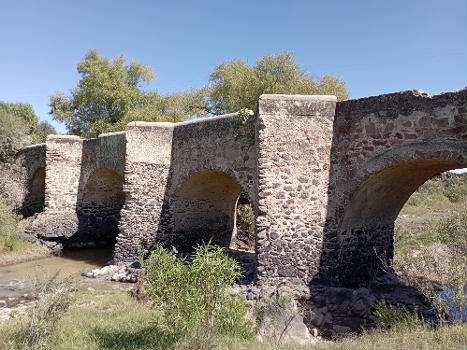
[393,169,467,320]
[76,168,125,247]
[172,169,256,282]
[230,192,255,252]
[172,169,244,252]
[22,167,45,217]
[339,158,465,286]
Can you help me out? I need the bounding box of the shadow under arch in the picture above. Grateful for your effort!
[75,167,125,248]
[171,169,246,252]
[334,147,466,286]
[22,166,45,217]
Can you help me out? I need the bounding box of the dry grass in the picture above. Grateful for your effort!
[394,174,466,285]
[0,197,49,266]
[0,244,50,267]
[223,323,467,350]
[1,289,466,350]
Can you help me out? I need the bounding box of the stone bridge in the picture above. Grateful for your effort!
[17,89,466,287]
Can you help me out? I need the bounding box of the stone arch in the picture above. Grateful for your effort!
[171,169,248,252]
[22,167,46,217]
[337,142,466,286]
[77,168,125,245]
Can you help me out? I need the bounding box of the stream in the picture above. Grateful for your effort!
[1,248,465,323]
[0,248,126,300]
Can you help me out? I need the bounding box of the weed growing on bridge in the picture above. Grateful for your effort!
[237,108,254,124]
[235,108,256,146]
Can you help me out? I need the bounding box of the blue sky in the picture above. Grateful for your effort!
[0,0,465,133]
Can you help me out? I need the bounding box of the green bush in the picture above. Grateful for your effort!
[215,294,253,338]
[431,211,467,317]
[435,210,467,254]
[0,198,31,253]
[143,242,253,342]
[235,202,255,249]
[373,299,425,329]
[0,110,31,163]
[443,186,463,203]
[402,173,466,210]
[237,203,255,235]
[6,276,75,349]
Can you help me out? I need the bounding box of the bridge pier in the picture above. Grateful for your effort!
[255,95,338,285]
[25,135,83,244]
[114,122,175,261]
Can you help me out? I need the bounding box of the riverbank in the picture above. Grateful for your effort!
[0,288,466,350]
[0,197,50,267]
[0,244,50,267]
[0,247,119,300]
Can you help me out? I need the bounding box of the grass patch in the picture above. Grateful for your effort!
[400,172,466,216]
[394,226,438,256]
[0,197,48,265]
[0,198,34,255]
[222,323,467,350]
[395,173,466,281]
[1,289,466,350]
[394,172,467,321]
[0,290,157,350]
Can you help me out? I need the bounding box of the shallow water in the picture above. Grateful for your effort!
[439,287,467,322]
[0,248,124,298]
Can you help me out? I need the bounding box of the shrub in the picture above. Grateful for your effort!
[214,294,253,338]
[0,197,31,253]
[0,110,31,163]
[401,173,466,211]
[435,210,467,255]
[416,209,467,321]
[237,203,255,234]
[143,242,253,342]
[235,201,255,249]
[7,276,75,349]
[373,299,425,329]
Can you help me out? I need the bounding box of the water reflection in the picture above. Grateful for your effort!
[0,248,120,298]
[438,287,467,322]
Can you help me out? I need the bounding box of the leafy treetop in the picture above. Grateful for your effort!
[0,101,56,161]
[204,52,348,115]
[49,50,349,137]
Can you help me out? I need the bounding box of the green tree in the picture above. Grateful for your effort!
[104,90,204,132]
[49,49,172,138]
[0,101,38,132]
[32,121,57,144]
[50,50,349,137]
[201,51,349,115]
[0,110,31,162]
[0,101,55,145]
